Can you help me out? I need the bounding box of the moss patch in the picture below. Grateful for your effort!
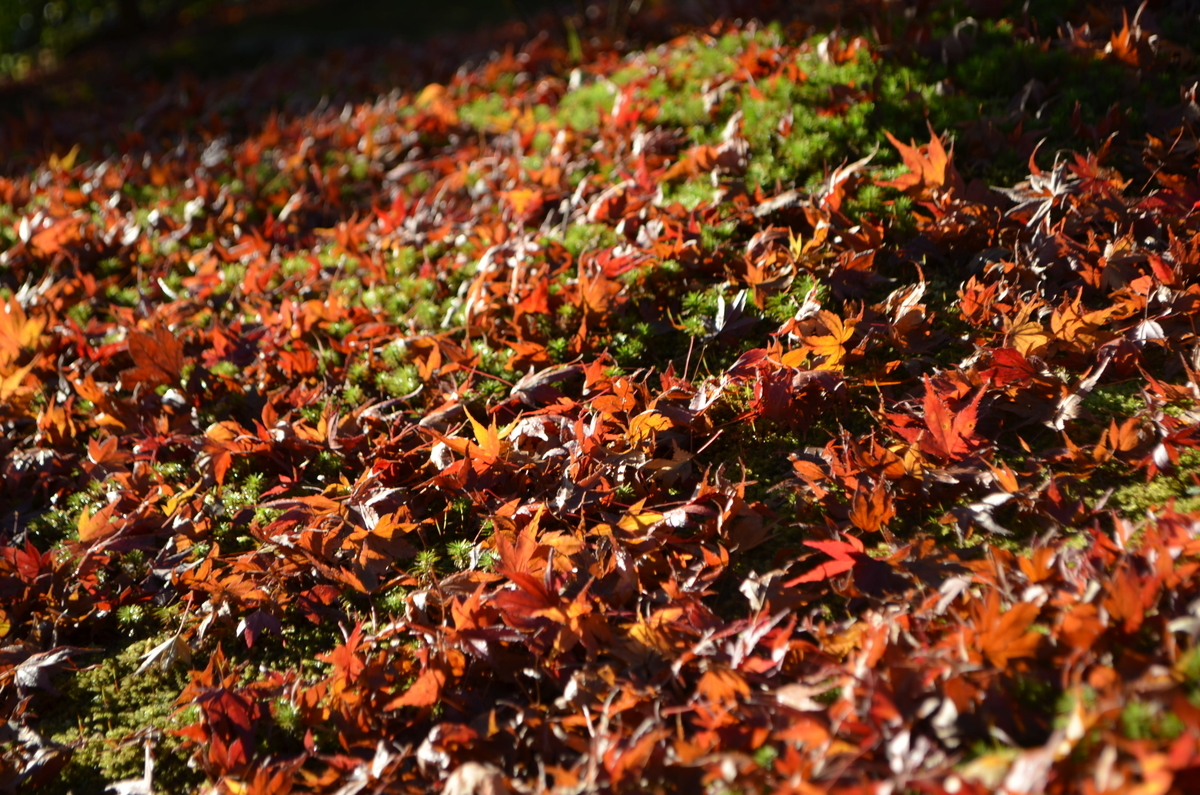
[36,635,203,795]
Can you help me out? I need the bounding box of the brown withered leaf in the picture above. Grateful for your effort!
[122,323,185,388]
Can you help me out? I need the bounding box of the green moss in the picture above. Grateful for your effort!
[763,274,827,323]
[39,637,203,795]
[377,363,421,398]
[310,450,344,482]
[209,360,240,380]
[1121,699,1184,741]
[317,347,343,376]
[232,611,347,678]
[407,171,432,196]
[116,604,148,629]
[377,587,408,616]
[282,255,312,278]
[66,301,94,326]
[680,286,725,338]
[446,539,474,569]
[380,341,408,368]
[557,81,616,132]
[1110,481,1200,518]
[699,220,738,251]
[662,179,711,211]
[26,483,106,548]
[560,223,619,261]
[547,337,570,363]
[1084,382,1145,420]
[1107,449,1200,517]
[299,404,323,425]
[412,548,441,578]
[214,263,246,295]
[652,85,707,129]
[387,247,420,278]
[347,356,372,386]
[104,284,140,307]
[326,319,355,339]
[222,472,264,510]
[611,326,649,367]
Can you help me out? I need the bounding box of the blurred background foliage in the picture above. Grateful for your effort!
[3,0,201,74]
[1,0,260,78]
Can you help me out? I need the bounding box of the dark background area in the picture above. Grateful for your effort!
[0,0,775,168]
[0,0,598,167]
[1,0,1197,178]
[0,0,579,78]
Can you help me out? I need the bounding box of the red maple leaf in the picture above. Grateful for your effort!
[786,535,866,585]
[918,376,985,461]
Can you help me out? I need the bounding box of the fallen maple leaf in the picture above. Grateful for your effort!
[317,623,367,684]
[134,631,193,675]
[974,592,1041,668]
[877,124,963,198]
[385,665,447,709]
[848,480,895,533]
[787,535,865,584]
[919,377,985,461]
[122,323,185,389]
[14,647,83,693]
[465,408,506,461]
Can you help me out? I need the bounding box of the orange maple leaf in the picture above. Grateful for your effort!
[800,310,856,369]
[0,298,46,368]
[501,188,544,220]
[973,592,1041,668]
[316,622,366,684]
[848,481,895,534]
[465,408,505,461]
[385,665,447,710]
[877,125,963,198]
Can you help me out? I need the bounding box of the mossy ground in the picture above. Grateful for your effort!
[40,636,202,795]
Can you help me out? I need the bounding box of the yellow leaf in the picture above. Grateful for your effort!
[959,751,1018,790]
[77,503,119,544]
[1008,320,1051,357]
[620,619,674,662]
[801,311,855,368]
[501,188,543,217]
[49,144,80,172]
[465,408,504,460]
[415,83,446,107]
[788,229,805,260]
[780,348,808,368]
[373,513,419,541]
[697,667,751,706]
[0,299,46,368]
[0,608,10,638]
[618,511,665,534]
[204,420,241,443]
[0,360,35,401]
[628,410,673,442]
[164,483,200,518]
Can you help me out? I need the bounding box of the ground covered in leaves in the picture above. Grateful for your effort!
[4,0,1200,792]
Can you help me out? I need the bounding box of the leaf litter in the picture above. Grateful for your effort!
[2,1,1200,793]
